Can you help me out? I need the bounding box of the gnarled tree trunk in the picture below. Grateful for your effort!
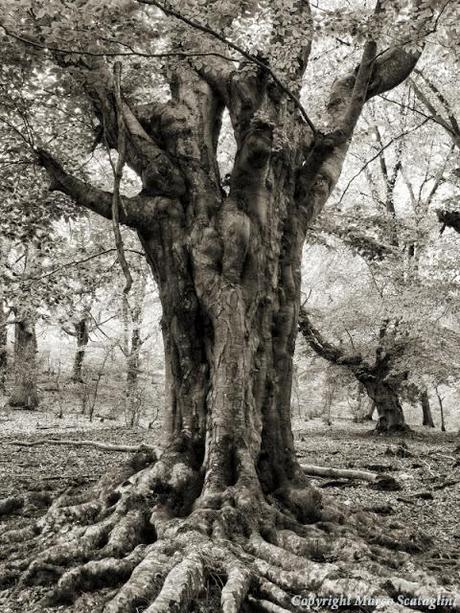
[361,378,407,433]
[9,316,39,409]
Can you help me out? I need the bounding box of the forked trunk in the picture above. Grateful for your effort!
[420,390,434,427]
[9,317,39,409]
[71,318,89,383]
[131,96,315,518]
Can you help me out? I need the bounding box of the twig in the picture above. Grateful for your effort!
[0,24,236,63]
[337,118,430,205]
[23,248,144,283]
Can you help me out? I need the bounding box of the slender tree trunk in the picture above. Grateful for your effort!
[126,322,141,425]
[435,386,446,432]
[420,390,435,427]
[9,316,39,409]
[0,304,6,393]
[124,271,147,425]
[322,368,335,425]
[71,317,89,383]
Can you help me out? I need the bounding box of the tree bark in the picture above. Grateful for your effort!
[420,390,435,428]
[9,316,39,409]
[71,317,89,383]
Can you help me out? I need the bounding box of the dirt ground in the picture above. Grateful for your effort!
[0,411,459,612]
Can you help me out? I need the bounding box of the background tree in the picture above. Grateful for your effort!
[300,88,460,432]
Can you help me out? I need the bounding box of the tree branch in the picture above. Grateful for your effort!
[297,2,432,228]
[340,0,382,138]
[411,72,460,149]
[301,463,399,489]
[337,118,429,206]
[299,307,364,367]
[0,24,236,62]
[23,248,144,283]
[36,148,180,230]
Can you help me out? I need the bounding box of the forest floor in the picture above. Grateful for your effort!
[0,411,459,612]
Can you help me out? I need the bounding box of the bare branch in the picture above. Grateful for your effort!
[299,306,364,367]
[411,71,460,149]
[337,118,429,205]
[23,248,144,284]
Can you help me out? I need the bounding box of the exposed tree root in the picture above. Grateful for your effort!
[0,491,51,518]
[1,442,459,613]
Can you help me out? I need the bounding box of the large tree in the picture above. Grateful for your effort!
[1,1,456,611]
